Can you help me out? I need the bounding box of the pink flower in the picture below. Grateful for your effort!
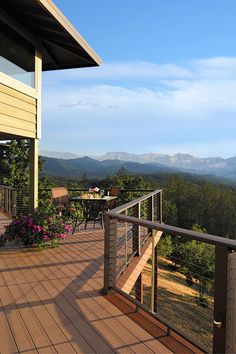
[28,218,33,226]
[57,233,67,239]
[65,225,72,232]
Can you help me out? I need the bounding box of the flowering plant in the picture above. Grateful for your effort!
[4,211,72,250]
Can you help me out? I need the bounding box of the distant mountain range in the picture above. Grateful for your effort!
[41,156,178,179]
[40,150,79,160]
[39,150,236,182]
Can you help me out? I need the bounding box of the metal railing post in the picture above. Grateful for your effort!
[159,190,163,223]
[12,189,17,217]
[4,188,8,213]
[151,195,154,221]
[132,202,141,256]
[226,250,236,353]
[136,202,141,255]
[147,196,154,237]
[125,209,128,264]
[213,245,229,353]
[104,214,118,293]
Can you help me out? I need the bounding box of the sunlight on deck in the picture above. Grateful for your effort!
[0,222,173,354]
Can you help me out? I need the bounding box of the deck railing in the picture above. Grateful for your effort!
[104,190,236,354]
[0,185,29,216]
[0,185,17,216]
[0,186,155,217]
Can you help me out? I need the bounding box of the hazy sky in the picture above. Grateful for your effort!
[41,0,236,158]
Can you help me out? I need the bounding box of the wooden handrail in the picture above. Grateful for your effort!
[104,189,236,353]
[106,211,236,250]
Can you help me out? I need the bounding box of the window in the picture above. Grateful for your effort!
[0,22,35,88]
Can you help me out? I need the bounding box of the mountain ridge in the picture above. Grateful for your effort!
[40,150,236,175]
[40,152,236,182]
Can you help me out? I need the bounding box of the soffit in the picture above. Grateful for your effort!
[0,0,101,71]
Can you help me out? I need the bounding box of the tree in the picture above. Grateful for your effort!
[158,234,173,258]
[0,140,30,189]
[79,172,88,188]
[175,224,214,304]
[0,139,49,213]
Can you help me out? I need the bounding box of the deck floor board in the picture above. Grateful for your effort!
[0,212,178,353]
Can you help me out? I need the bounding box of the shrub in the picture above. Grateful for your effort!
[4,210,72,250]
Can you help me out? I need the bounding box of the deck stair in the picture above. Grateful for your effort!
[117,230,163,293]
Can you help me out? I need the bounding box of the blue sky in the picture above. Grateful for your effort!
[41,0,236,158]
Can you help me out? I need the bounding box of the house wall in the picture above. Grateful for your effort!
[0,12,42,211]
[0,83,37,138]
[0,10,42,141]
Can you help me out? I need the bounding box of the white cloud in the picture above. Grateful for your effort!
[191,57,236,80]
[43,57,236,83]
[41,57,236,157]
[43,60,192,83]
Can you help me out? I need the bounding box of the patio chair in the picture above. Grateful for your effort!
[51,187,70,212]
[109,186,121,198]
[83,200,104,229]
[107,186,120,209]
[51,187,79,232]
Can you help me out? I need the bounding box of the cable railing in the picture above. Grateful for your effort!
[0,185,29,216]
[0,186,155,217]
[105,190,162,282]
[67,188,155,205]
[104,190,236,354]
[0,185,17,216]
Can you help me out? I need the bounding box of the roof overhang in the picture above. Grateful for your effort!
[0,0,101,71]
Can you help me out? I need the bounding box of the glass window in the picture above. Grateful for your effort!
[0,22,35,88]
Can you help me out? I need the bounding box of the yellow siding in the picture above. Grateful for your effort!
[0,84,37,138]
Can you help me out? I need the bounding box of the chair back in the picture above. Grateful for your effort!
[51,187,69,207]
[109,187,120,197]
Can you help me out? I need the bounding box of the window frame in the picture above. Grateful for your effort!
[0,10,41,99]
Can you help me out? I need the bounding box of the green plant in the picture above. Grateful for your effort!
[4,210,72,250]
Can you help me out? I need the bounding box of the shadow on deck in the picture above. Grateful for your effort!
[0,216,197,353]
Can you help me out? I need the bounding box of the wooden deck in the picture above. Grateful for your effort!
[0,218,177,354]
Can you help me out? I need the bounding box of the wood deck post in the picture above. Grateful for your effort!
[159,190,163,223]
[135,272,144,304]
[104,214,117,293]
[154,243,158,313]
[226,251,236,353]
[29,138,38,213]
[213,245,229,353]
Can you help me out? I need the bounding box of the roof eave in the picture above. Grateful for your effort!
[37,0,102,68]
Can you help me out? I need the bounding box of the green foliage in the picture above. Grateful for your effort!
[0,140,30,189]
[100,168,148,204]
[167,224,214,304]
[158,234,173,257]
[0,139,43,189]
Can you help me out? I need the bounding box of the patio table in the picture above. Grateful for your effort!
[70,195,117,232]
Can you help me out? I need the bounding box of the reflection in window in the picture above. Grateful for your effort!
[0,23,35,88]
